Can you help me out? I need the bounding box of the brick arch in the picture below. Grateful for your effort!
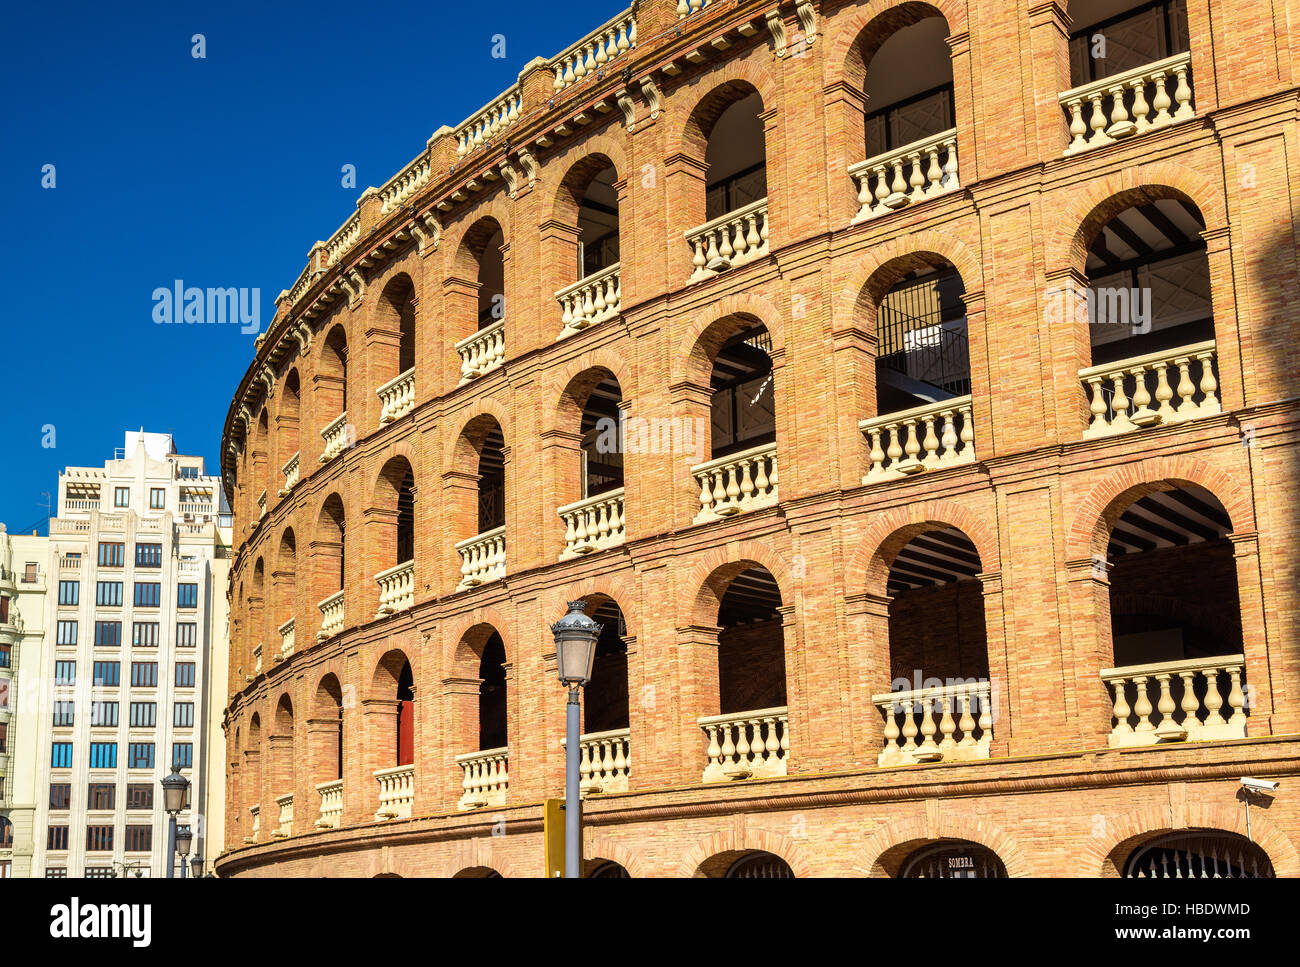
[585,833,649,878]
[542,134,631,220]
[550,575,638,640]
[677,826,812,877]
[678,538,795,628]
[851,813,1030,877]
[1066,455,1253,561]
[844,229,984,320]
[672,290,787,386]
[358,850,421,879]
[667,60,781,158]
[822,0,965,92]
[442,397,513,473]
[442,606,515,670]
[369,444,419,499]
[441,857,519,878]
[549,350,635,426]
[368,646,414,700]
[846,499,1000,598]
[444,196,514,277]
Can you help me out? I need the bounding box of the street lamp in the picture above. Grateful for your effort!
[175,825,193,880]
[550,600,602,879]
[190,855,204,879]
[159,765,190,880]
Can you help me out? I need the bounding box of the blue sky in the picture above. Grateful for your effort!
[0,0,602,533]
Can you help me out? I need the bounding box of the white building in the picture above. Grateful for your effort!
[29,431,231,877]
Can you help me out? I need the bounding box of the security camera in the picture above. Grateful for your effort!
[1240,777,1279,793]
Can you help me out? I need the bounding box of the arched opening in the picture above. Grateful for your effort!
[452,866,503,878]
[450,625,509,810]
[555,370,627,558]
[450,217,507,382]
[709,324,775,461]
[876,260,970,415]
[245,713,263,823]
[374,275,417,426]
[254,409,270,505]
[704,91,767,222]
[312,674,345,787]
[280,369,302,475]
[477,632,507,751]
[478,425,505,534]
[315,494,346,602]
[478,230,505,330]
[898,840,1008,878]
[452,416,507,590]
[1068,0,1190,86]
[396,662,415,767]
[373,457,416,573]
[555,158,622,335]
[1122,830,1273,878]
[586,859,630,878]
[276,529,297,648]
[380,274,417,376]
[271,695,295,831]
[320,325,349,416]
[370,650,415,821]
[569,596,631,795]
[724,851,794,878]
[250,558,265,668]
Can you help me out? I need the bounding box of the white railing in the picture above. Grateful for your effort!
[455,527,506,590]
[1080,340,1219,439]
[376,368,416,425]
[99,514,125,531]
[379,151,431,214]
[314,779,343,829]
[1060,51,1194,156]
[317,590,344,641]
[273,793,293,838]
[375,560,415,616]
[456,748,509,809]
[699,707,788,782]
[560,728,630,795]
[286,262,313,308]
[245,805,260,844]
[58,556,81,572]
[872,681,992,766]
[324,212,361,269]
[849,128,959,223]
[373,764,414,820]
[279,451,300,496]
[257,490,267,519]
[685,198,769,282]
[252,643,263,677]
[64,498,100,511]
[179,501,212,515]
[556,263,621,337]
[859,395,975,483]
[677,0,712,15]
[278,618,295,660]
[319,411,350,463]
[50,519,90,534]
[558,488,626,560]
[551,8,636,91]
[455,319,505,384]
[455,88,523,158]
[1101,654,1246,748]
[177,559,202,576]
[691,442,778,524]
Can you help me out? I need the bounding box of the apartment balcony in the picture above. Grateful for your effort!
[317,590,344,641]
[245,804,260,844]
[685,198,769,282]
[278,451,300,496]
[63,498,100,512]
[455,319,505,384]
[58,555,81,572]
[277,618,295,661]
[273,793,293,838]
[1101,654,1247,749]
[691,442,778,525]
[860,396,975,483]
[560,728,630,796]
[558,488,626,560]
[375,559,415,616]
[455,527,505,590]
[376,367,415,425]
[314,779,343,829]
[179,501,213,515]
[1080,340,1219,439]
[556,263,621,338]
[373,764,414,820]
[849,128,959,224]
[319,411,349,463]
[456,748,508,810]
[699,706,788,783]
[873,681,993,767]
[49,519,89,535]
[1060,51,1194,157]
[257,490,267,519]
[252,643,263,677]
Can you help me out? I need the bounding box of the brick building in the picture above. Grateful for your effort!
[215,0,1300,877]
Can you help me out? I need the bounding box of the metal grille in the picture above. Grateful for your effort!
[1125,833,1274,878]
[899,843,1007,878]
[864,84,955,157]
[1068,0,1189,84]
[876,270,970,398]
[725,852,794,878]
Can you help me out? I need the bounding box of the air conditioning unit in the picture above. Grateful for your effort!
[183,513,194,523]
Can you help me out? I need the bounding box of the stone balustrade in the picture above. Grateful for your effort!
[58,556,81,572]
[550,9,635,91]
[314,779,343,829]
[252,643,263,676]
[379,152,431,214]
[849,128,959,223]
[279,451,300,496]
[691,442,778,524]
[64,498,99,511]
[561,728,631,795]
[257,490,267,519]
[558,488,626,560]
[699,706,788,782]
[872,681,992,766]
[50,519,90,534]
[677,0,713,14]
[319,411,350,463]
[455,526,506,590]
[859,395,975,483]
[455,89,522,159]
[246,804,260,843]
[375,559,415,616]
[556,263,621,337]
[324,212,361,269]
[1101,654,1247,748]
[1080,340,1219,439]
[455,319,505,384]
[1060,51,1194,156]
[278,618,295,660]
[179,501,212,515]
[456,747,509,809]
[317,590,344,641]
[376,367,416,425]
[273,793,293,838]
[373,764,415,820]
[178,560,202,576]
[685,198,769,282]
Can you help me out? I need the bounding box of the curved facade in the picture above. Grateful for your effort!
[216,0,1300,877]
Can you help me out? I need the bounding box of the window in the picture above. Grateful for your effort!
[88,783,116,810]
[135,542,162,568]
[126,784,154,809]
[131,662,158,688]
[93,660,121,686]
[94,620,122,647]
[84,866,115,878]
[134,582,161,608]
[133,621,160,647]
[50,783,72,810]
[91,701,119,727]
[173,702,195,728]
[58,580,79,606]
[86,825,114,851]
[88,742,118,769]
[149,487,166,509]
[179,466,199,479]
[24,561,39,582]
[97,541,125,567]
[47,826,70,851]
[128,743,155,769]
[45,868,68,878]
[52,701,75,727]
[0,722,5,753]
[54,661,76,685]
[129,702,157,728]
[125,825,153,852]
[172,743,193,768]
[0,643,9,669]
[56,620,78,645]
[176,583,198,609]
[0,595,7,624]
[96,581,123,607]
[174,662,196,688]
[0,818,11,848]
[114,486,131,508]
[176,622,197,647]
[51,741,73,768]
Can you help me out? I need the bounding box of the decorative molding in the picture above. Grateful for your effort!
[795,0,817,46]
[639,77,661,120]
[765,11,788,57]
[615,87,637,130]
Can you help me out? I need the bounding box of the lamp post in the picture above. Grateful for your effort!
[159,765,189,879]
[190,855,204,879]
[175,825,193,880]
[550,600,602,879]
